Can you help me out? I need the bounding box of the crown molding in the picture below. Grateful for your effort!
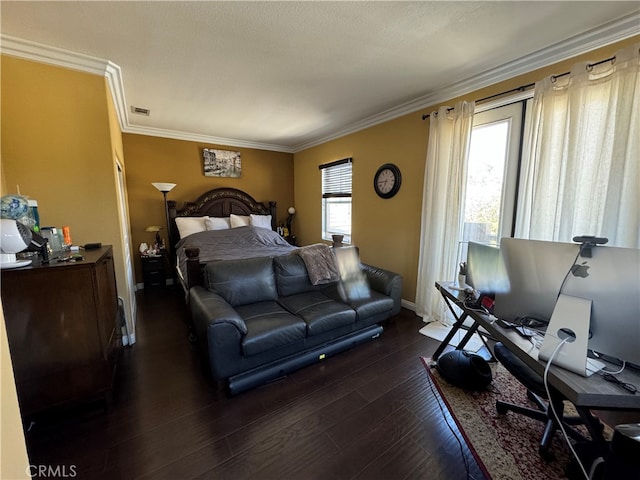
[122,124,295,153]
[3,9,638,155]
[105,61,128,132]
[0,34,110,76]
[292,12,640,152]
[1,34,294,153]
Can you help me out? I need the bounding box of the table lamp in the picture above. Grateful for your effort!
[145,225,163,250]
[286,206,295,235]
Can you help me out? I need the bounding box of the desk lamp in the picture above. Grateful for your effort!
[286,206,295,235]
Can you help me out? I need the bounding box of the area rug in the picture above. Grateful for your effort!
[419,321,485,353]
[420,356,605,480]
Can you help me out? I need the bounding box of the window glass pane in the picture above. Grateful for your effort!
[463,120,509,244]
[462,102,523,248]
[320,159,352,242]
[323,197,351,242]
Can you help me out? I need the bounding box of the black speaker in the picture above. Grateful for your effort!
[436,350,492,391]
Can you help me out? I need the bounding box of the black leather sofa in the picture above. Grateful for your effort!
[190,253,403,394]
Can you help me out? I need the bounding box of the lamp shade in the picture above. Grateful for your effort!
[287,206,296,215]
[145,225,162,232]
[0,219,31,253]
[151,182,176,193]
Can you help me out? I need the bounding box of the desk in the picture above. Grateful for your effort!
[434,281,640,452]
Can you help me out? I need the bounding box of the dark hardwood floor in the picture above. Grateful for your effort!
[23,290,486,480]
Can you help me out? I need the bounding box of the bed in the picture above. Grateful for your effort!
[167,187,297,293]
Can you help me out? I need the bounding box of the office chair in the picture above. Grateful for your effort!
[493,342,588,461]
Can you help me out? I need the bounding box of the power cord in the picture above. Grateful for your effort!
[425,365,479,480]
[557,249,583,299]
[542,337,591,480]
[599,371,637,394]
[591,353,626,375]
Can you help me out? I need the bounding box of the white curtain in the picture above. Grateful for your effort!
[416,101,475,322]
[516,43,640,248]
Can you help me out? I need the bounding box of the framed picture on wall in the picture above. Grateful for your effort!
[202,148,242,178]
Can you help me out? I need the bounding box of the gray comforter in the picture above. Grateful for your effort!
[175,226,296,280]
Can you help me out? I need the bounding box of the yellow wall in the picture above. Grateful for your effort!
[122,134,294,282]
[1,55,135,332]
[1,55,138,464]
[294,36,639,305]
[294,115,426,303]
[1,56,119,239]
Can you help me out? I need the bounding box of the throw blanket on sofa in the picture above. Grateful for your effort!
[297,244,340,285]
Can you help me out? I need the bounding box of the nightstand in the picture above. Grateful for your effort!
[285,235,297,246]
[141,255,166,292]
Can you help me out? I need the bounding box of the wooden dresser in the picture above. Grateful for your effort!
[1,246,120,415]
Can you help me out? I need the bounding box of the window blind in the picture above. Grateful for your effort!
[320,158,352,198]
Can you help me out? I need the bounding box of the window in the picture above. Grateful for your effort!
[320,158,352,243]
[461,102,524,248]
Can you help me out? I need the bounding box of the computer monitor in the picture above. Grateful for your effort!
[494,238,577,322]
[465,241,508,295]
[561,244,640,366]
[495,237,640,366]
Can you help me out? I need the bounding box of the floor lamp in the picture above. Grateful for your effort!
[151,182,176,284]
[151,182,176,242]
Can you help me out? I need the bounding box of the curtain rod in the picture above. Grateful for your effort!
[421,55,616,120]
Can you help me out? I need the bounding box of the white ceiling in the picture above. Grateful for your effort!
[1,1,639,153]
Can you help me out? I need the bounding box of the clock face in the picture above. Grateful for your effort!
[376,169,395,193]
[374,163,402,198]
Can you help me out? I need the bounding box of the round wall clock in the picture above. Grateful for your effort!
[373,163,402,199]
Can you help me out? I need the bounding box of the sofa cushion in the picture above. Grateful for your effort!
[322,284,394,322]
[205,257,277,307]
[237,301,307,357]
[347,290,394,321]
[273,253,320,297]
[278,291,356,336]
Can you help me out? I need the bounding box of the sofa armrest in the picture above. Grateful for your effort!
[361,264,403,316]
[190,286,247,381]
[190,286,248,335]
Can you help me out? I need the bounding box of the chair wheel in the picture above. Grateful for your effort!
[496,401,508,415]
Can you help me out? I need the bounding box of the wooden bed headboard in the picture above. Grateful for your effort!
[167,187,277,253]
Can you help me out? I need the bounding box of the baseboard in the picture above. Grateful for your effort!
[401,299,416,311]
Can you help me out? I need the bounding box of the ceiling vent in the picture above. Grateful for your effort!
[130,106,150,116]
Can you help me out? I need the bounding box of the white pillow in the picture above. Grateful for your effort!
[250,214,272,230]
[230,214,251,228]
[205,217,231,230]
[175,216,209,238]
